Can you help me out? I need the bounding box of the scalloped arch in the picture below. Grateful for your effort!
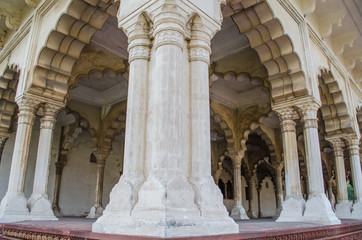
[228,1,308,102]
[32,0,120,101]
[318,70,353,136]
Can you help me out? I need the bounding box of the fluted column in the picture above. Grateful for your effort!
[52,155,67,217]
[230,152,249,220]
[273,162,284,218]
[28,104,61,220]
[0,97,39,223]
[274,107,305,222]
[300,102,340,224]
[87,149,110,218]
[347,136,362,219]
[329,138,350,218]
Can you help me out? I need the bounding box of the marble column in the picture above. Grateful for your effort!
[52,155,67,217]
[94,1,238,237]
[87,149,110,218]
[274,107,305,222]
[327,178,336,210]
[0,97,39,223]
[230,153,249,220]
[94,10,151,230]
[28,104,61,220]
[300,102,340,224]
[247,176,257,218]
[329,138,350,218]
[273,162,284,218]
[347,136,362,219]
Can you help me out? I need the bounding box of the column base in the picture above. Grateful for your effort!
[0,192,30,223]
[335,200,352,219]
[87,205,104,219]
[230,204,249,220]
[351,201,362,219]
[303,194,340,225]
[247,209,258,219]
[52,205,62,217]
[273,206,282,219]
[27,194,58,221]
[276,195,305,222]
[93,174,238,237]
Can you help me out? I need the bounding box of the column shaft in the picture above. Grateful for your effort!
[52,160,65,217]
[274,163,284,218]
[230,155,248,220]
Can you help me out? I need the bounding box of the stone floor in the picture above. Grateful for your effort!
[0,217,362,239]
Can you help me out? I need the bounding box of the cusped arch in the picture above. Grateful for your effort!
[210,107,237,156]
[226,0,308,102]
[32,0,120,101]
[0,66,20,136]
[319,70,353,135]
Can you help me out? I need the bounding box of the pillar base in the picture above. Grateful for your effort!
[0,192,30,223]
[276,195,305,222]
[273,206,282,219]
[303,194,340,225]
[87,205,104,219]
[335,200,352,219]
[94,174,238,238]
[52,205,62,217]
[230,204,249,220]
[27,194,58,221]
[247,209,258,219]
[351,201,362,219]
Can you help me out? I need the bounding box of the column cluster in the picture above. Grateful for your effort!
[0,96,63,223]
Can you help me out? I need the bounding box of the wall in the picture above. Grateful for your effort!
[259,177,276,217]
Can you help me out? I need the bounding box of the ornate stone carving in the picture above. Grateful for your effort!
[328,138,345,157]
[25,0,41,7]
[16,97,41,126]
[189,47,210,64]
[128,45,151,62]
[154,30,184,50]
[346,135,360,156]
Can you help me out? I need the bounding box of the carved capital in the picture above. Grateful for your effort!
[280,119,296,133]
[93,149,110,165]
[128,44,151,62]
[274,107,298,122]
[346,135,360,156]
[39,104,62,130]
[298,100,320,129]
[189,46,210,64]
[16,97,40,126]
[328,138,345,157]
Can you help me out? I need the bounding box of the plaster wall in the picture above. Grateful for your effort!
[260,177,277,217]
[59,130,122,216]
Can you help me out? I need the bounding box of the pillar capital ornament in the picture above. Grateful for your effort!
[16,96,41,126]
[297,100,320,129]
[327,137,345,157]
[346,135,360,156]
[273,162,284,176]
[39,104,62,130]
[93,149,110,166]
[274,107,298,133]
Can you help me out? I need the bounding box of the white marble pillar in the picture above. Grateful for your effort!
[273,162,284,218]
[94,14,151,230]
[0,97,39,223]
[28,104,61,220]
[347,136,362,219]
[94,1,238,237]
[329,138,350,218]
[274,107,305,222]
[230,153,249,220]
[87,150,110,218]
[301,102,340,224]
